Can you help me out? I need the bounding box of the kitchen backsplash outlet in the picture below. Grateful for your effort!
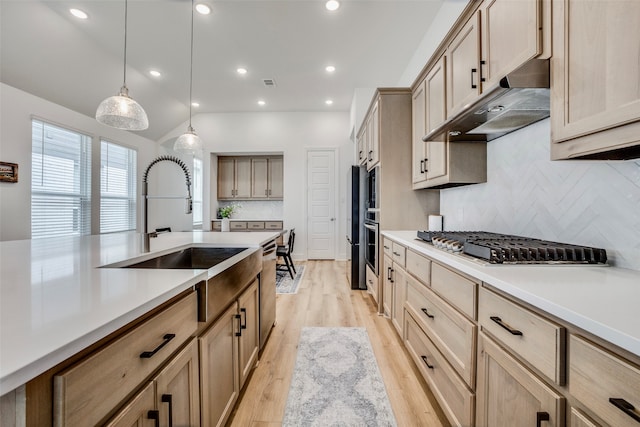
[440,119,640,270]
[218,200,283,220]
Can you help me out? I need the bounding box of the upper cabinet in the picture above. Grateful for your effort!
[218,156,283,201]
[446,14,481,118]
[357,100,381,171]
[550,0,640,160]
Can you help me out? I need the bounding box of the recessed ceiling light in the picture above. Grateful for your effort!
[149,70,161,77]
[195,3,211,15]
[191,102,200,108]
[325,0,340,11]
[237,68,248,75]
[70,8,88,19]
[325,65,336,73]
[325,99,334,105]
[258,100,266,106]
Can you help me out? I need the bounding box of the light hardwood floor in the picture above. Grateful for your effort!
[228,260,447,426]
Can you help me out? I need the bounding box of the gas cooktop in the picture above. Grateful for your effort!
[416,231,608,265]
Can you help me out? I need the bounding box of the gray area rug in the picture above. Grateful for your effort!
[276,264,305,294]
[283,327,397,427]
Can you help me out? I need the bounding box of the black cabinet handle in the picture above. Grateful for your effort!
[480,60,486,82]
[610,398,640,422]
[162,394,173,427]
[390,268,394,283]
[421,308,435,319]
[235,314,242,336]
[421,355,434,369]
[140,334,175,358]
[424,158,428,173]
[368,150,373,161]
[240,307,247,330]
[490,316,523,336]
[148,410,160,427]
[471,68,478,89]
[536,411,549,427]
[387,267,392,281]
[420,160,425,174]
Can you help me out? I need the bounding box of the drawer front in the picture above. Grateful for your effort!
[366,265,378,304]
[54,293,198,427]
[230,221,247,230]
[405,275,477,388]
[478,286,565,385]
[382,237,393,259]
[570,335,640,427]
[247,221,265,230]
[212,221,222,230]
[391,242,406,267]
[406,249,431,286]
[264,221,283,230]
[405,312,475,427]
[431,262,477,320]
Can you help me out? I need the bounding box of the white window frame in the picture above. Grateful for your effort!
[100,139,137,234]
[192,156,203,228]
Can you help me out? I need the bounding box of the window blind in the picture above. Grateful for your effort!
[193,157,203,227]
[31,120,91,238]
[101,140,137,233]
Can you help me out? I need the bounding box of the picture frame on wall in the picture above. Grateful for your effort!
[0,162,18,183]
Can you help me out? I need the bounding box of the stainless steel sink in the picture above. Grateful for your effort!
[120,247,248,269]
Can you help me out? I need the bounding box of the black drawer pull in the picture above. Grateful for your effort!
[421,355,434,369]
[240,307,247,329]
[235,314,242,337]
[610,398,640,422]
[536,411,549,427]
[421,308,435,319]
[148,410,160,427]
[387,267,392,281]
[162,394,173,427]
[140,334,176,358]
[420,159,425,174]
[490,316,523,336]
[471,68,478,89]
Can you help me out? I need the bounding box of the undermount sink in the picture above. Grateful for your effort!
[119,247,248,269]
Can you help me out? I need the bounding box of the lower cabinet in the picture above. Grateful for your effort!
[390,266,406,336]
[476,332,565,427]
[199,280,260,427]
[107,339,201,427]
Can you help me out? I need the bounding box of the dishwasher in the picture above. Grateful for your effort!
[259,239,277,349]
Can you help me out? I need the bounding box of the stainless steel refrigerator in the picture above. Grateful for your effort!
[346,165,367,290]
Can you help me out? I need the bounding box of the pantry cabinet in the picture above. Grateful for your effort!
[551,0,640,160]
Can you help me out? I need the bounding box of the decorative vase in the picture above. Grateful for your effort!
[221,217,230,232]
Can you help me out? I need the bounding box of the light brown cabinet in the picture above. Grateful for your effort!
[250,157,283,200]
[551,0,640,160]
[446,13,481,118]
[104,382,156,427]
[218,156,283,200]
[357,101,380,171]
[218,157,251,199]
[476,332,565,427]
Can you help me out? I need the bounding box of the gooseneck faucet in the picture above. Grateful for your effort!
[142,155,192,252]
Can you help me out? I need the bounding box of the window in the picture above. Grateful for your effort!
[31,120,91,238]
[101,140,137,233]
[192,157,203,227]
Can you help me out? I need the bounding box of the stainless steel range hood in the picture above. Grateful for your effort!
[423,59,550,143]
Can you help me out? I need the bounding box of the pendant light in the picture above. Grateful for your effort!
[174,0,203,154]
[96,0,149,131]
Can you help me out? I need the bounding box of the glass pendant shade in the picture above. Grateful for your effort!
[96,85,149,130]
[174,125,203,153]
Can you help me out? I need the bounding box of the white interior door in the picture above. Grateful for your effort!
[307,150,336,259]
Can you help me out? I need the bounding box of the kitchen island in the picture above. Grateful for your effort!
[0,230,279,397]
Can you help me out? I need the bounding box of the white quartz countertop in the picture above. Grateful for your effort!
[0,231,281,395]
[382,231,640,358]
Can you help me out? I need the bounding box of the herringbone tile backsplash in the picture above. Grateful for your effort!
[440,119,640,270]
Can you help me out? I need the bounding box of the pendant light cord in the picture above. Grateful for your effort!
[188,0,195,128]
[122,0,128,88]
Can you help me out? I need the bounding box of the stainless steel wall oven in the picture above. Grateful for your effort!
[364,220,379,275]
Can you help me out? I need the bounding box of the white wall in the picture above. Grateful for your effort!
[0,83,159,242]
[159,111,353,260]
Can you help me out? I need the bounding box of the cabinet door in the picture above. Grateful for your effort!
[382,255,393,318]
[391,266,406,336]
[412,80,428,185]
[481,0,542,90]
[268,157,284,199]
[368,100,380,169]
[105,382,156,427]
[446,13,481,117]
[199,303,240,427]
[155,339,200,427]
[235,158,252,199]
[424,55,448,181]
[238,280,260,389]
[551,0,640,158]
[476,333,565,427]
[251,158,269,199]
[217,157,236,199]
[357,131,367,165]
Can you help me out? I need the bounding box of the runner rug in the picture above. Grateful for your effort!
[276,264,305,294]
[282,327,397,426]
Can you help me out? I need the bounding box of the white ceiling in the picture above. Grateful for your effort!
[1,0,446,140]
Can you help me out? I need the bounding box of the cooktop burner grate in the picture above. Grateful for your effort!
[416,231,607,264]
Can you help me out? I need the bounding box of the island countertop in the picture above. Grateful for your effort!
[381,230,640,359]
[0,231,280,395]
